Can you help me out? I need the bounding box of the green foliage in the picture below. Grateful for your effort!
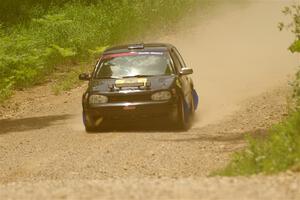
[289,40,300,53]
[291,70,300,109]
[0,0,200,100]
[285,3,300,108]
[279,5,300,53]
[0,0,88,25]
[88,46,109,57]
[52,65,87,95]
[50,45,77,58]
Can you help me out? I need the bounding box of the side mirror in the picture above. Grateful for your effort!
[79,73,91,81]
[180,68,193,75]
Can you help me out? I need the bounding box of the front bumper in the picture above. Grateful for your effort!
[84,100,178,121]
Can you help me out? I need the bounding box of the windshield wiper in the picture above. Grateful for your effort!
[122,75,154,78]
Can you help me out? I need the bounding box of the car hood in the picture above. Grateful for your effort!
[90,75,176,93]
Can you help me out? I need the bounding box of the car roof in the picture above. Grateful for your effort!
[103,43,175,55]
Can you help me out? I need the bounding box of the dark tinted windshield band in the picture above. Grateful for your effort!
[103,52,138,59]
[136,52,164,55]
[103,52,164,59]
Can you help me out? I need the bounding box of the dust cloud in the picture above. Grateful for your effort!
[156,0,299,127]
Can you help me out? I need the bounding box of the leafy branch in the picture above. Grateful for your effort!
[279,4,300,53]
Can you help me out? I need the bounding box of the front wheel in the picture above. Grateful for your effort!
[176,97,191,130]
[85,125,97,133]
[83,112,103,133]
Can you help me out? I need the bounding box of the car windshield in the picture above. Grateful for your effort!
[94,52,173,79]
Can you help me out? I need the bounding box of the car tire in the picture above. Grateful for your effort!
[190,93,195,116]
[83,112,98,133]
[85,125,97,133]
[176,96,190,130]
[192,89,199,110]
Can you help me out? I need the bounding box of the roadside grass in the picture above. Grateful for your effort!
[214,110,300,176]
[51,63,90,95]
[0,0,202,102]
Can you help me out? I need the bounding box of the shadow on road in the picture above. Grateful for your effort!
[89,119,182,133]
[0,114,72,134]
[153,129,268,143]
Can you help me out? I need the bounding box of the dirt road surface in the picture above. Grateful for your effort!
[1,1,300,199]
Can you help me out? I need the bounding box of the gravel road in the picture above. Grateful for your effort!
[0,1,300,199]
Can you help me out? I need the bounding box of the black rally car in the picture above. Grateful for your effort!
[79,43,198,132]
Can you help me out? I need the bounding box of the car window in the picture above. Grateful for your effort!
[170,50,182,73]
[173,48,187,69]
[95,52,174,78]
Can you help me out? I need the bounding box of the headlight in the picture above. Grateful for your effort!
[89,95,108,104]
[151,91,172,101]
